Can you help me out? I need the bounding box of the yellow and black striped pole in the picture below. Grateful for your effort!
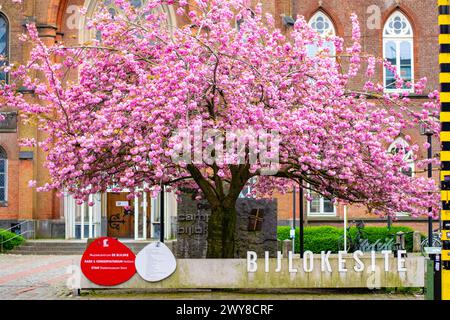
[440,0,450,301]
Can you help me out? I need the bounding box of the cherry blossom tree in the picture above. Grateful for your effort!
[1,0,441,258]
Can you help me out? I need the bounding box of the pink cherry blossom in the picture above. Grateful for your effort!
[0,0,441,257]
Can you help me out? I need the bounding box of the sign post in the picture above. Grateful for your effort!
[160,186,165,243]
[298,180,304,258]
[292,186,296,253]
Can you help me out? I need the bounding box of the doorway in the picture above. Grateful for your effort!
[107,192,134,238]
[64,193,102,239]
[106,192,151,239]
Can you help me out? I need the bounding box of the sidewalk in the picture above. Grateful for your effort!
[0,254,80,299]
[0,254,424,300]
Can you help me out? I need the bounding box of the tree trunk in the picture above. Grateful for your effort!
[206,202,237,258]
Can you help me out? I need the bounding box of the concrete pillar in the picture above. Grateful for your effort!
[283,239,292,257]
[396,231,406,251]
[413,231,422,253]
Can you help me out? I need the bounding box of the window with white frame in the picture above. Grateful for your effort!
[239,177,256,198]
[387,137,415,177]
[91,0,173,41]
[101,0,146,15]
[307,188,336,216]
[307,11,336,57]
[0,147,7,203]
[383,11,414,91]
[95,0,144,40]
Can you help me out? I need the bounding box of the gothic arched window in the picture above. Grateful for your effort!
[82,0,176,43]
[383,11,414,91]
[0,14,9,83]
[307,11,336,57]
[388,137,415,177]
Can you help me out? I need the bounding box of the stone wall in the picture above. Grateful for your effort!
[176,194,210,258]
[0,220,34,238]
[176,194,277,258]
[234,198,277,258]
[35,220,65,239]
[80,255,425,290]
[0,219,64,239]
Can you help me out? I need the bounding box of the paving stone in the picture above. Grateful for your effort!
[0,254,81,300]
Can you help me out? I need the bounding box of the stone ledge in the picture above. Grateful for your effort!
[80,255,425,290]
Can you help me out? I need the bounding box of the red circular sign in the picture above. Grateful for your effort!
[81,237,136,286]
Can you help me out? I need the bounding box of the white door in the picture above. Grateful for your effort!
[64,192,102,239]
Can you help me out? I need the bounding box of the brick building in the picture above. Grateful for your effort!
[273,0,440,234]
[0,0,441,239]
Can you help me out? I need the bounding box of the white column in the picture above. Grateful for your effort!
[344,205,348,252]
[88,194,93,239]
[64,193,70,239]
[134,194,139,240]
[150,196,157,239]
[94,194,101,237]
[70,196,75,239]
[80,202,85,240]
[143,192,147,240]
[164,191,168,240]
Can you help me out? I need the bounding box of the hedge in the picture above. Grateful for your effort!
[0,229,24,251]
[277,225,418,253]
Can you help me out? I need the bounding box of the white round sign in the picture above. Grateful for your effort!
[135,242,177,282]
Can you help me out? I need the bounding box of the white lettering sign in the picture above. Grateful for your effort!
[246,250,407,273]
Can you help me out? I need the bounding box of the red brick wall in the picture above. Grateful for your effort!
[0,133,19,220]
[291,0,439,91]
[273,1,439,232]
[0,0,441,230]
[0,1,26,221]
[0,0,63,221]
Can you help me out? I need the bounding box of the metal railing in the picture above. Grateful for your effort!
[0,220,35,253]
[0,220,33,234]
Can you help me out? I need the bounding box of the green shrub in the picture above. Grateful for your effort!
[348,226,415,252]
[277,225,416,253]
[0,229,24,251]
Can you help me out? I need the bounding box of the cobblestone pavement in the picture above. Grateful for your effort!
[0,254,80,300]
[0,254,424,300]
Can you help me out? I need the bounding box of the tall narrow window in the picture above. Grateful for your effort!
[383,11,413,91]
[304,10,336,219]
[307,11,336,57]
[388,137,415,177]
[388,137,414,216]
[0,14,8,83]
[0,147,7,203]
